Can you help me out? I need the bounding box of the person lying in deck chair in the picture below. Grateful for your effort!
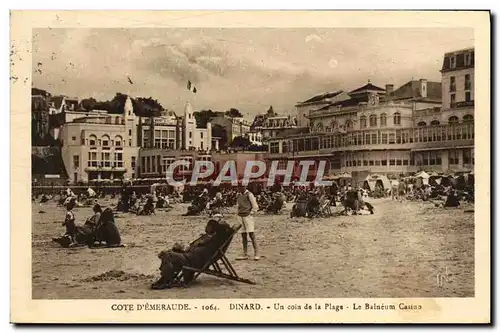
[151,219,233,290]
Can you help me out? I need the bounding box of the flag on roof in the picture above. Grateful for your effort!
[187,80,197,93]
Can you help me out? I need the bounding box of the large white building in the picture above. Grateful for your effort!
[264,46,475,184]
[60,96,140,183]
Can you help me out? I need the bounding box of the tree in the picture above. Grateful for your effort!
[135,97,164,117]
[81,97,97,111]
[230,136,251,149]
[194,109,218,128]
[211,124,228,149]
[225,108,243,118]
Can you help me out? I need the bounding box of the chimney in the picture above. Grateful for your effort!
[419,79,428,98]
[385,84,394,98]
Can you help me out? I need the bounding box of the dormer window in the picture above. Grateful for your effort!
[465,52,472,66]
[450,56,456,69]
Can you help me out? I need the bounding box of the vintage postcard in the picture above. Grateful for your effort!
[11,10,490,323]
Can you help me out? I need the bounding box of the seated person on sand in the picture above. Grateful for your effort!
[343,189,360,215]
[306,192,320,218]
[444,189,460,208]
[151,219,233,289]
[53,203,122,248]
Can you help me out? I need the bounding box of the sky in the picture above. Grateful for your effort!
[32,28,474,118]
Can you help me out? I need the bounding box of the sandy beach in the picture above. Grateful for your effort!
[31,198,474,299]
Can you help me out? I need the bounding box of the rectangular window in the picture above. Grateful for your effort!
[381,160,387,166]
[201,132,204,139]
[131,156,136,169]
[450,93,456,108]
[371,134,377,144]
[396,159,402,166]
[423,153,429,166]
[465,91,471,102]
[375,160,380,166]
[363,160,368,166]
[465,53,472,66]
[141,157,145,173]
[450,56,456,69]
[369,160,374,166]
[73,155,79,169]
[430,152,436,165]
[72,136,76,141]
[465,74,471,90]
[365,134,371,145]
[388,133,395,144]
[381,133,388,144]
[450,76,456,92]
[270,142,279,154]
[389,159,395,166]
[129,129,132,136]
[463,149,472,164]
[403,160,409,166]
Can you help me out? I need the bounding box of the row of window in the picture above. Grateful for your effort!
[313,113,401,133]
[271,149,474,171]
[73,152,130,169]
[269,124,475,154]
[449,74,472,92]
[450,92,473,107]
[314,114,473,133]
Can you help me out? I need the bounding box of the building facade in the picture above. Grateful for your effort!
[60,96,140,183]
[264,55,475,185]
[209,114,251,145]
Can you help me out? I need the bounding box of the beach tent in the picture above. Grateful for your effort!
[87,187,96,197]
[414,171,431,185]
[363,174,391,191]
[415,171,430,179]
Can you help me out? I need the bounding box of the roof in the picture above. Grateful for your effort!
[272,127,310,139]
[389,80,442,100]
[297,90,345,105]
[315,96,368,111]
[349,83,385,94]
[441,48,474,72]
[50,96,65,109]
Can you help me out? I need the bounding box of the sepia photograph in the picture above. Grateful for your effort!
[11,10,490,323]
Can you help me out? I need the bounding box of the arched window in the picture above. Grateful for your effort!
[417,121,427,127]
[448,116,459,124]
[101,135,110,146]
[345,120,353,129]
[463,114,474,122]
[380,113,387,126]
[430,120,440,126]
[393,112,401,125]
[360,116,367,129]
[330,121,338,130]
[88,135,97,146]
[115,135,123,147]
[316,122,324,132]
[369,115,377,127]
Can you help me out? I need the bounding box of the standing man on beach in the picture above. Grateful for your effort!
[236,186,260,261]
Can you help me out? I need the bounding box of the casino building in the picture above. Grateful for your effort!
[264,48,475,184]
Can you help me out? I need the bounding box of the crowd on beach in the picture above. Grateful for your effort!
[34,173,473,289]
